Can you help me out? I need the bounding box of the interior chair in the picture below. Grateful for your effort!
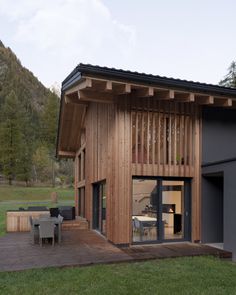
[39,220,55,246]
[134,217,142,241]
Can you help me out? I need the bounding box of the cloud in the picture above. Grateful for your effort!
[0,0,136,86]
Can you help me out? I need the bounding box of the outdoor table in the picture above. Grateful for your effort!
[33,216,62,244]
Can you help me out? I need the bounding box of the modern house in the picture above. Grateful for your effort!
[57,64,236,258]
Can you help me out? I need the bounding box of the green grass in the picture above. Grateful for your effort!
[0,185,74,236]
[0,256,236,294]
[0,186,74,201]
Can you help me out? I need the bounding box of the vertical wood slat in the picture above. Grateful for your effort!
[168,101,172,176]
[163,101,167,175]
[147,98,150,169]
[173,102,177,175]
[152,98,155,175]
[135,103,138,172]
[189,103,193,175]
[183,103,188,176]
[179,103,183,176]
[126,96,132,244]
[157,100,161,175]
[141,98,144,174]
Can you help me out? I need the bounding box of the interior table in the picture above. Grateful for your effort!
[132,215,157,241]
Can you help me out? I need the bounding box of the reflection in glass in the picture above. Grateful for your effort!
[101,183,106,235]
[132,179,157,242]
[162,181,184,240]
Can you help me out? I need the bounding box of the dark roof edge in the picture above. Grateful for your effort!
[62,63,236,98]
[202,157,236,168]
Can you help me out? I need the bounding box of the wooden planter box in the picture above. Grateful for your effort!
[6,211,50,232]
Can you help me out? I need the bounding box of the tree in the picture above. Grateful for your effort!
[219,61,236,87]
[40,92,59,186]
[41,92,59,151]
[0,91,23,184]
[16,139,32,186]
[32,146,51,183]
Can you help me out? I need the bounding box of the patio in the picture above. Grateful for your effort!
[0,229,232,272]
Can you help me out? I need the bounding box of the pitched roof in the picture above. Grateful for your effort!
[62,63,236,98]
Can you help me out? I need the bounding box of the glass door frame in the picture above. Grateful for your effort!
[132,176,191,244]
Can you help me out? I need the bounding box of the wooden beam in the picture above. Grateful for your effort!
[77,78,92,91]
[58,151,76,158]
[174,92,195,102]
[194,95,214,105]
[64,85,80,96]
[64,95,88,106]
[78,90,114,103]
[113,83,131,95]
[105,80,113,91]
[135,87,154,97]
[154,89,174,100]
[213,97,232,107]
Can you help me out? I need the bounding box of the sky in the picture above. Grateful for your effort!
[0,0,236,88]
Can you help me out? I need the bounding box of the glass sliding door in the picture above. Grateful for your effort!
[93,181,106,236]
[132,179,158,242]
[132,177,191,243]
[162,180,184,240]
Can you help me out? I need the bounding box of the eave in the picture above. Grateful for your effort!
[56,63,236,158]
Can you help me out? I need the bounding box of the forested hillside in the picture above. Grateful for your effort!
[0,41,73,186]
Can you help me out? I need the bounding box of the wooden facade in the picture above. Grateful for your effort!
[57,64,236,245]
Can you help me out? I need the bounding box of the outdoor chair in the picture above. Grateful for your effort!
[29,216,39,244]
[55,214,63,243]
[58,214,64,223]
[58,206,75,220]
[39,220,55,246]
[50,207,59,217]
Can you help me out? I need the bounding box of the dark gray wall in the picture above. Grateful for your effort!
[202,107,236,164]
[202,107,236,260]
[223,164,236,259]
[201,176,223,243]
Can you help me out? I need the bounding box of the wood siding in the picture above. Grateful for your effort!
[75,95,201,244]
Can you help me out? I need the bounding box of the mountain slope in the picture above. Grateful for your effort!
[0,40,53,112]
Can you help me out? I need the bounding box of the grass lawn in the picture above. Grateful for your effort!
[0,186,74,201]
[0,256,236,295]
[0,185,74,236]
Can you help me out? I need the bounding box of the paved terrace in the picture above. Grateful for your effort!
[0,230,232,272]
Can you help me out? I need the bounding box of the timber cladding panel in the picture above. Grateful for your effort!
[84,98,132,244]
[83,96,201,244]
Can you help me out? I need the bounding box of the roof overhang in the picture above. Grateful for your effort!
[56,64,236,158]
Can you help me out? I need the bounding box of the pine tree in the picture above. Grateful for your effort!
[219,61,236,87]
[40,92,59,186]
[0,91,23,184]
[41,92,59,152]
